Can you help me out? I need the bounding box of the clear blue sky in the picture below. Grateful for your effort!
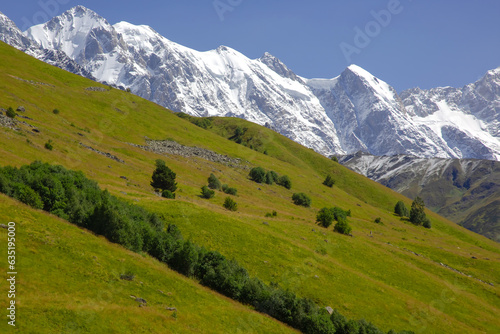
[2,0,500,92]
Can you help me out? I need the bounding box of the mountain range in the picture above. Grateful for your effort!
[1,5,499,160]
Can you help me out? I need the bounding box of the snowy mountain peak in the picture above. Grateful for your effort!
[0,10,33,50]
[258,51,302,82]
[25,6,114,59]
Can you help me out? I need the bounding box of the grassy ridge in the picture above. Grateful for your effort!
[0,41,500,333]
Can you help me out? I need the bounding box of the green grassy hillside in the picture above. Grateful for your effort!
[1,41,500,333]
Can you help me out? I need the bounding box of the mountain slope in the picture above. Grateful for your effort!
[0,194,296,334]
[19,6,500,160]
[339,152,500,242]
[0,40,500,333]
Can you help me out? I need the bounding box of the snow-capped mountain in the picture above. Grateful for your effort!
[339,152,500,242]
[2,6,499,160]
[0,10,94,80]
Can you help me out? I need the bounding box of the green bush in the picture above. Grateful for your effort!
[292,193,311,207]
[394,201,409,217]
[265,171,278,185]
[223,186,238,196]
[201,186,215,199]
[410,197,426,225]
[265,211,278,218]
[223,197,238,211]
[151,159,177,193]
[334,218,352,235]
[317,207,335,228]
[374,217,383,224]
[323,175,335,187]
[161,190,175,199]
[277,175,292,189]
[44,140,54,151]
[52,109,60,115]
[331,156,339,163]
[423,218,432,229]
[249,167,267,183]
[208,173,221,190]
[6,107,16,118]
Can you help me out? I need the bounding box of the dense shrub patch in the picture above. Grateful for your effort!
[249,167,291,189]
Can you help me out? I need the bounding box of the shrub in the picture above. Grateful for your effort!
[201,186,215,199]
[223,187,237,196]
[410,197,426,225]
[317,207,335,228]
[334,218,352,235]
[52,109,60,115]
[331,156,339,163]
[265,211,277,218]
[12,183,43,209]
[292,193,311,207]
[277,175,292,189]
[265,171,278,185]
[394,201,409,217]
[423,218,432,229]
[323,175,335,187]
[374,217,383,224]
[249,167,267,183]
[161,190,175,199]
[151,159,177,193]
[223,197,238,211]
[44,140,54,151]
[208,173,221,190]
[6,107,16,118]
[331,207,348,221]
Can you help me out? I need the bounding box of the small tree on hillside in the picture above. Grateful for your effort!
[201,186,215,199]
[6,107,16,118]
[316,207,334,228]
[249,167,267,183]
[277,175,292,189]
[323,175,335,187]
[208,173,221,190]
[409,196,426,225]
[334,218,352,235]
[394,201,409,217]
[292,193,311,207]
[151,159,177,196]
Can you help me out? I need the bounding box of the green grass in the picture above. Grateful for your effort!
[0,41,500,333]
[0,195,296,334]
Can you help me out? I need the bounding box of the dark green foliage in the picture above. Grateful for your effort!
[175,112,213,129]
[331,156,339,163]
[423,218,432,229]
[317,207,335,228]
[201,186,215,199]
[323,175,335,187]
[374,217,382,224]
[161,189,175,199]
[44,140,54,151]
[223,197,238,211]
[334,218,352,235]
[229,126,247,144]
[208,173,221,190]
[12,183,43,209]
[410,197,426,226]
[394,201,409,217]
[52,109,60,115]
[151,159,177,193]
[6,107,16,118]
[265,170,279,185]
[277,175,292,189]
[265,210,278,218]
[332,207,350,221]
[222,185,238,195]
[249,167,267,183]
[0,161,406,334]
[292,193,311,207]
